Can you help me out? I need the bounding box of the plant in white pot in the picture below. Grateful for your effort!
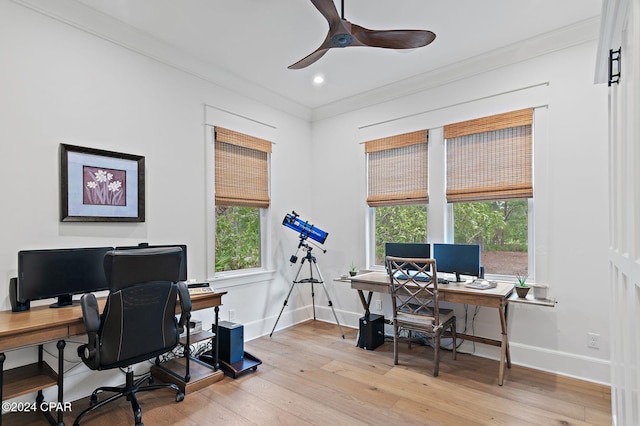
[514,271,530,298]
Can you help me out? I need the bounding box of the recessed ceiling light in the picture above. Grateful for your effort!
[313,75,325,85]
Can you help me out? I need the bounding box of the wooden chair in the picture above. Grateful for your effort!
[386,256,456,376]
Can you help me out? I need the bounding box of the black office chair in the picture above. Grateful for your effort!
[74,247,192,426]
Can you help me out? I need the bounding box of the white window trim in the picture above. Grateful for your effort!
[204,122,274,286]
[365,206,378,270]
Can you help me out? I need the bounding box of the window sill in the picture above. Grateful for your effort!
[210,269,275,289]
[509,292,556,307]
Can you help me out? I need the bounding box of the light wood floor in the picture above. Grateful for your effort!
[5,320,612,425]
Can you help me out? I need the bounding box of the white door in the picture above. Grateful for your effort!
[604,1,640,425]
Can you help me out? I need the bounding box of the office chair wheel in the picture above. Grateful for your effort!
[176,392,185,402]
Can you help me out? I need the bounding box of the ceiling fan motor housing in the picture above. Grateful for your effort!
[332,33,353,47]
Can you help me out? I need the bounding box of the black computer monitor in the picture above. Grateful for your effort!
[384,242,431,271]
[114,243,187,281]
[18,246,113,308]
[432,243,481,282]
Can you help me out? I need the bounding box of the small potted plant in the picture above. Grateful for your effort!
[514,271,530,298]
[349,262,358,277]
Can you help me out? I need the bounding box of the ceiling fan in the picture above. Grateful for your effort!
[288,0,436,69]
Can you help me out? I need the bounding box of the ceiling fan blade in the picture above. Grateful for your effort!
[310,0,342,27]
[310,0,355,45]
[288,46,331,69]
[289,1,436,69]
[351,24,436,49]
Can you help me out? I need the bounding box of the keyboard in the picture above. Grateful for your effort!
[188,286,214,295]
[464,279,498,290]
[186,282,214,295]
[393,271,449,284]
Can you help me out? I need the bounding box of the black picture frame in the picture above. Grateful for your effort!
[60,144,145,222]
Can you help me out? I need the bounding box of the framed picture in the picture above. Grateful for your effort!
[60,144,145,222]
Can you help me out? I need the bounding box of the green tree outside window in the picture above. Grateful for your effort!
[374,205,427,265]
[215,206,260,271]
[454,200,528,275]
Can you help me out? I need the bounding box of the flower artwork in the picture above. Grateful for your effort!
[60,143,145,222]
[83,166,126,206]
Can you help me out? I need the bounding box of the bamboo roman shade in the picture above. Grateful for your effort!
[444,109,533,203]
[215,127,272,208]
[365,130,428,207]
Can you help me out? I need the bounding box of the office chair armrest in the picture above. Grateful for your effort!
[176,281,192,333]
[80,293,101,332]
[78,293,100,369]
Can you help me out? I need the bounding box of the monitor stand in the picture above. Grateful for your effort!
[50,294,77,308]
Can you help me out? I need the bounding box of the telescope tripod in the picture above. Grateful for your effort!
[270,245,345,339]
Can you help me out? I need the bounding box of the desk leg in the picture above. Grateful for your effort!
[184,312,191,382]
[498,302,510,386]
[504,302,512,367]
[355,290,374,347]
[498,336,508,386]
[214,306,220,370]
[0,352,5,426]
[56,340,65,426]
[36,343,64,426]
[357,290,373,316]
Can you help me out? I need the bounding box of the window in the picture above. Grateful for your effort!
[452,200,528,275]
[373,205,427,265]
[365,130,428,267]
[215,206,260,271]
[214,127,271,272]
[444,109,533,276]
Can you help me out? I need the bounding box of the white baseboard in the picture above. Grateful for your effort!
[244,304,611,386]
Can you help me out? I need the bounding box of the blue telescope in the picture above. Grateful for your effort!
[282,211,328,245]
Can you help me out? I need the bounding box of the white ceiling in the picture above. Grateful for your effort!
[66,0,602,115]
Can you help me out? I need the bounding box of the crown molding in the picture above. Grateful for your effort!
[10,0,600,124]
[9,0,312,122]
[311,17,601,122]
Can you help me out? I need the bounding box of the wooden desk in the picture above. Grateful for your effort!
[349,272,513,385]
[0,291,225,425]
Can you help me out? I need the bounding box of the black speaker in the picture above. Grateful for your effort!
[358,314,384,350]
[218,320,244,364]
[9,277,30,312]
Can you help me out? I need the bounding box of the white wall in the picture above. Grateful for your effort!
[310,40,611,383]
[0,0,611,410]
[0,0,313,404]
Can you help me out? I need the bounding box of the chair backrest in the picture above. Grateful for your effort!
[385,256,443,325]
[98,247,184,368]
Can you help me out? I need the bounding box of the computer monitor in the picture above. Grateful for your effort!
[432,243,481,282]
[18,246,113,308]
[114,243,187,281]
[384,242,431,271]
